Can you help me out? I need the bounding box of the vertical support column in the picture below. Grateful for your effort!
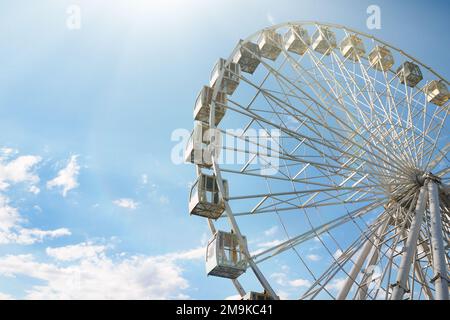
[427,180,449,300]
[356,217,390,300]
[337,218,387,300]
[337,237,374,300]
[391,186,427,300]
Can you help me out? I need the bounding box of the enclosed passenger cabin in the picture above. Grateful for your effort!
[369,46,394,71]
[396,61,423,87]
[210,58,241,96]
[284,25,310,55]
[340,34,365,61]
[189,173,228,219]
[206,231,247,279]
[311,26,337,56]
[424,80,450,106]
[242,291,275,300]
[194,86,227,125]
[258,29,283,61]
[185,122,213,168]
[232,40,261,74]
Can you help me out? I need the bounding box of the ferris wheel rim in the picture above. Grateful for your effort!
[229,21,449,85]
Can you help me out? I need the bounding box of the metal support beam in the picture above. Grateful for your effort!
[337,218,387,300]
[356,217,390,300]
[232,280,246,298]
[337,236,373,300]
[391,186,427,300]
[427,180,449,300]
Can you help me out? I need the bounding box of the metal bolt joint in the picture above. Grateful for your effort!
[418,172,441,185]
[390,281,410,293]
[430,272,450,284]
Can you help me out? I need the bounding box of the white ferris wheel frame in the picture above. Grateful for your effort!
[193,21,449,300]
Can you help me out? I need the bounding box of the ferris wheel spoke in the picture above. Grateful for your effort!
[229,185,387,202]
[298,45,414,168]
[219,166,389,190]
[234,195,384,217]
[308,49,418,170]
[236,57,398,182]
[253,57,417,177]
[422,110,449,172]
[302,53,412,166]
[219,145,412,195]
[326,50,434,170]
[251,199,386,264]
[390,81,428,167]
[229,93,410,182]
[263,73,397,188]
[272,62,400,169]
[300,214,387,299]
[225,101,408,181]
[238,188,381,215]
[351,56,419,168]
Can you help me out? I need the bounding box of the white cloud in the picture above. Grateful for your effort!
[269,264,314,299]
[0,149,70,245]
[289,278,312,288]
[0,194,70,245]
[15,228,71,245]
[0,154,41,191]
[163,247,204,261]
[264,226,278,237]
[252,239,283,256]
[29,185,40,195]
[271,272,288,286]
[46,242,107,261]
[141,174,148,185]
[47,155,80,197]
[277,290,290,300]
[325,278,347,292]
[0,194,22,232]
[0,244,205,299]
[307,254,322,262]
[270,272,311,298]
[225,294,241,300]
[113,198,138,210]
[0,292,13,300]
[0,148,16,157]
[258,240,283,249]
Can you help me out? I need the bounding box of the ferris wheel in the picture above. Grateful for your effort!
[185,21,450,300]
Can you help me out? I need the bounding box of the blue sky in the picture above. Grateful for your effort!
[0,0,448,299]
